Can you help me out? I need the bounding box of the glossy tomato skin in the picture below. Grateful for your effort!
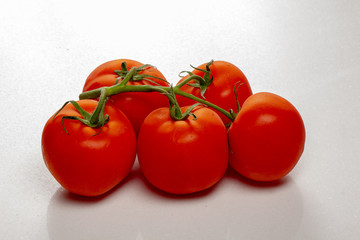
[176,61,252,126]
[83,59,169,136]
[228,92,305,182]
[137,106,229,195]
[41,100,136,197]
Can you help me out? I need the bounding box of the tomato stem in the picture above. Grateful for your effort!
[78,61,235,122]
[89,88,108,125]
[118,66,137,86]
[79,84,234,121]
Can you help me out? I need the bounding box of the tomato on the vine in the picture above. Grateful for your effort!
[83,59,169,135]
[137,106,229,195]
[228,92,305,182]
[176,60,252,126]
[41,99,136,196]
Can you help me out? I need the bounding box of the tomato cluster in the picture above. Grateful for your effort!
[41,59,305,197]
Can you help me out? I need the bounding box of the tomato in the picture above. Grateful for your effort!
[137,106,229,194]
[228,92,305,182]
[41,100,136,196]
[176,60,252,126]
[83,59,169,136]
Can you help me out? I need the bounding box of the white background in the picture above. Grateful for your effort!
[1,0,360,239]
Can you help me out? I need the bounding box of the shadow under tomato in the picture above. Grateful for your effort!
[47,160,304,240]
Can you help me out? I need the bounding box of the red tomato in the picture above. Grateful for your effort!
[228,92,305,182]
[83,59,169,136]
[137,106,229,194]
[41,100,136,196]
[176,60,252,126]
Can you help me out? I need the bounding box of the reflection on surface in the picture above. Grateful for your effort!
[47,164,303,240]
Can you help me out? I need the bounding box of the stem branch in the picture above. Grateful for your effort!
[89,88,107,125]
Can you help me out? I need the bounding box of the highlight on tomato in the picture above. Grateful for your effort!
[176,60,253,126]
[41,99,137,197]
[83,59,169,135]
[228,92,306,182]
[137,106,229,195]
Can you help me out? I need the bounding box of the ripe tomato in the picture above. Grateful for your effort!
[228,92,305,182]
[176,60,252,126]
[41,100,136,196]
[137,106,229,194]
[83,59,169,135]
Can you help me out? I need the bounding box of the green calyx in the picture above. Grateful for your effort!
[54,88,109,136]
[165,85,200,121]
[114,62,168,86]
[178,60,214,98]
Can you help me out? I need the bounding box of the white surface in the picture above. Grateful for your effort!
[1,0,360,239]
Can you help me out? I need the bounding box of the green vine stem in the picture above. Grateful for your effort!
[79,77,234,122]
[54,62,238,134]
